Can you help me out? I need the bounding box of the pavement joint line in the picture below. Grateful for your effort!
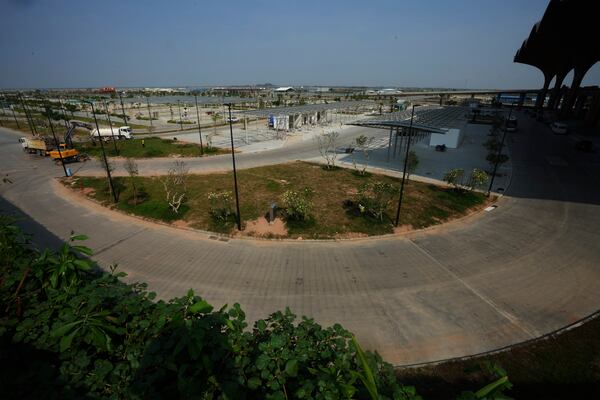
[407,238,540,339]
[93,228,149,256]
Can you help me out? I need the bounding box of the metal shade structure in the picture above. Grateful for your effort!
[239,100,376,118]
[349,106,469,133]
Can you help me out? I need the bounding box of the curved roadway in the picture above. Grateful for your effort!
[1,115,599,366]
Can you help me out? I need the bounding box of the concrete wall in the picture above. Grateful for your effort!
[429,128,464,149]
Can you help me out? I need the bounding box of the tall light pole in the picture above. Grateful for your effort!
[118,91,128,127]
[194,93,204,155]
[19,93,35,134]
[9,97,20,129]
[45,106,68,177]
[487,105,513,196]
[102,99,119,155]
[146,95,153,130]
[83,100,118,203]
[226,103,242,230]
[177,100,183,131]
[395,105,415,227]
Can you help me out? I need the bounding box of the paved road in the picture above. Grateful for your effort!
[1,115,599,366]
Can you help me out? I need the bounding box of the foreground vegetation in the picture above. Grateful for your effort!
[0,217,417,399]
[0,216,524,399]
[66,162,488,238]
[74,137,227,158]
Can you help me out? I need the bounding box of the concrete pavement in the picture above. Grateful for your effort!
[1,113,599,366]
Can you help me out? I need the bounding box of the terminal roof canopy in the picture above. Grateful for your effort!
[349,106,470,134]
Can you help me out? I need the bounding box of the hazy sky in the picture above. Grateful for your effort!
[1,0,599,89]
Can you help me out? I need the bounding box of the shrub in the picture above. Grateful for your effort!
[281,187,314,221]
[356,181,399,221]
[443,168,465,190]
[468,168,488,191]
[0,219,423,399]
[208,190,233,222]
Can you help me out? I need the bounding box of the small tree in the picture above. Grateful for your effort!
[352,134,375,175]
[356,181,399,221]
[161,161,188,214]
[467,168,488,191]
[443,168,465,190]
[405,150,419,180]
[316,131,339,169]
[486,153,509,172]
[207,191,233,222]
[281,187,314,221]
[124,158,140,204]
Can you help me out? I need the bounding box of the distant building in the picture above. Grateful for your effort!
[274,87,295,93]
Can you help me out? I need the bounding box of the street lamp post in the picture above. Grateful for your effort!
[102,99,119,155]
[118,91,128,127]
[146,96,153,130]
[226,103,242,230]
[194,93,204,155]
[9,99,20,129]
[394,105,415,227]
[45,106,68,177]
[19,93,35,134]
[84,100,118,203]
[177,100,183,131]
[486,105,513,196]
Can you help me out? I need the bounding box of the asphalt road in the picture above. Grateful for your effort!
[1,114,599,366]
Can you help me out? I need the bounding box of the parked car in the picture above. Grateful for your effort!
[551,122,568,135]
[227,117,239,123]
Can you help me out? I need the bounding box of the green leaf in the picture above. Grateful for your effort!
[257,319,267,332]
[70,234,89,241]
[189,299,213,314]
[73,259,92,270]
[72,245,93,256]
[247,376,261,390]
[475,376,510,398]
[352,336,378,400]
[285,359,299,377]
[52,320,82,337]
[60,327,80,352]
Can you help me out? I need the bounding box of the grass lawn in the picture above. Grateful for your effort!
[64,161,489,238]
[74,137,227,158]
[397,314,600,399]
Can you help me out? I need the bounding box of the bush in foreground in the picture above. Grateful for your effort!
[0,217,420,399]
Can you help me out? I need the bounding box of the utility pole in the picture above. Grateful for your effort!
[226,103,242,230]
[84,100,118,203]
[102,99,119,155]
[194,93,204,155]
[487,105,513,196]
[395,105,415,227]
[45,106,68,177]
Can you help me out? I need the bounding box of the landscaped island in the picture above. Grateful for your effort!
[74,137,228,158]
[63,161,490,239]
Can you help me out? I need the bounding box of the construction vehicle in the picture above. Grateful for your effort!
[19,120,90,163]
[19,137,51,155]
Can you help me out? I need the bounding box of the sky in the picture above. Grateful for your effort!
[1,0,599,90]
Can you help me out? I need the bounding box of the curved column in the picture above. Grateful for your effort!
[547,67,570,110]
[535,71,554,115]
[560,61,596,118]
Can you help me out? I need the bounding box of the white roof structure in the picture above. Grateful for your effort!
[274,87,295,92]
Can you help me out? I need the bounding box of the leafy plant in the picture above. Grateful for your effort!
[160,161,188,213]
[356,181,399,221]
[443,168,465,190]
[468,169,488,191]
[281,187,314,221]
[352,135,375,175]
[208,190,233,222]
[406,150,419,180]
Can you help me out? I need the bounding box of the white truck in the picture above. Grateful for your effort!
[90,126,133,141]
